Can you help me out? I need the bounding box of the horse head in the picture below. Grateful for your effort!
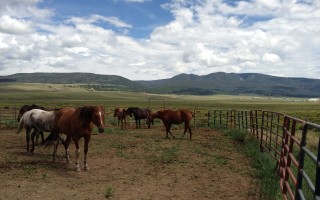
[127,107,134,117]
[80,106,105,133]
[146,113,154,129]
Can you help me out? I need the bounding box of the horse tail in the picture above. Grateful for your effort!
[113,108,118,117]
[16,117,25,134]
[42,132,64,147]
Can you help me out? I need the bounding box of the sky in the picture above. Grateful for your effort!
[0,0,319,80]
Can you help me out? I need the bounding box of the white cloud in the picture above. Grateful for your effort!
[0,0,319,80]
[262,53,281,64]
[0,15,32,34]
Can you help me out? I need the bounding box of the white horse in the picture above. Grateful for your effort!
[16,109,58,153]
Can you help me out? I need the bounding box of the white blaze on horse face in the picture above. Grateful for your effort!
[98,111,103,126]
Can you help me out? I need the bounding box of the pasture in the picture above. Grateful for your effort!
[0,126,260,200]
[0,83,319,199]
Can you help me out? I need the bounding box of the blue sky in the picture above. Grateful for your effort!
[39,0,173,38]
[0,0,319,80]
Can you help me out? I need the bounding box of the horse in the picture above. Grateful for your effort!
[51,106,105,172]
[17,104,47,143]
[17,104,46,122]
[127,107,153,129]
[146,109,194,139]
[16,109,59,153]
[113,108,131,129]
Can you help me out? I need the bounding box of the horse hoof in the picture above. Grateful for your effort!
[84,166,90,171]
[75,167,81,172]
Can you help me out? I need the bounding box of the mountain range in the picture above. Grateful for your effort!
[1,72,319,97]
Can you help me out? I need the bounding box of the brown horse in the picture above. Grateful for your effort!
[147,109,194,139]
[113,108,131,129]
[51,106,105,171]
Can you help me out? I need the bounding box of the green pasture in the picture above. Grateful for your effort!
[1,83,319,123]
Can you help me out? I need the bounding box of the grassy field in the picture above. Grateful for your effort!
[1,83,319,119]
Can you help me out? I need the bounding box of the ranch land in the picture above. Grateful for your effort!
[0,83,319,199]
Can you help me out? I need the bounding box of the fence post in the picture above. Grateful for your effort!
[260,111,265,152]
[315,137,320,199]
[207,111,210,127]
[226,111,229,129]
[280,116,289,197]
[295,123,308,200]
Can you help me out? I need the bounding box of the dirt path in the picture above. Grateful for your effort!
[0,126,260,200]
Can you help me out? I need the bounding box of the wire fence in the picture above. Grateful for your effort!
[210,109,320,200]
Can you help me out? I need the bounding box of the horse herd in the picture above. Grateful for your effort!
[16,104,194,172]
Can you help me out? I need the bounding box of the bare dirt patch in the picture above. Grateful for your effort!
[0,125,260,200]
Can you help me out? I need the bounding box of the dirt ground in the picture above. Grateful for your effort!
[0,125,261,200]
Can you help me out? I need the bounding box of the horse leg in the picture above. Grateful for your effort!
[64,135,72,164]
[52,135,60,163]
[40,131,44,143]
[135,119,138,129]
[30,129,37,153]
[84,135,91,171]
[165,124,174,138]
[181,122,189,138]
[73,137,81,172]
[25,127,32,152]
[168,124,175,138]
[188,126,192,139]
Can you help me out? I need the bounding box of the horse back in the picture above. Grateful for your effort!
[160,109,193,124]
[55,108,76,135]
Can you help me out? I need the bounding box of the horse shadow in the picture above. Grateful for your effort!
[6,147,82,176]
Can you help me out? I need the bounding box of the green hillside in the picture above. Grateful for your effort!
[137,72,320,97]
[0,72,143,92]
[1,72,319,97]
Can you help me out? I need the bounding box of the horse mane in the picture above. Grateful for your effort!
[78,106,94,123]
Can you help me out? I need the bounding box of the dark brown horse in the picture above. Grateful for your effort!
[113,108,131,129]
[147,109,194,139]
[17,104,45,122]
[51,106,105,171]
[127,107,153,129]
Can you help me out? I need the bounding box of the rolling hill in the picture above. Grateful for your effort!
[1,72,319,97]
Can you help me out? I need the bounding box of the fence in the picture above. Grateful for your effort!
[209,109,320,200]
[0,107,18,129]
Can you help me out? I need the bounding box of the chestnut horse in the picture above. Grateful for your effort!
[127,107,153,129]
[147,109,194,139]
[51,106,105,171]
[16,109,59,152]
[113,108,131,129]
